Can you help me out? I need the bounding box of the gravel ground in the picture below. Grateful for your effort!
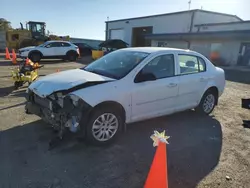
[0,59,250,188]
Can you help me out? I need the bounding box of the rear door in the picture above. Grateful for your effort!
[176,54,208,111]
[53,42,71,56]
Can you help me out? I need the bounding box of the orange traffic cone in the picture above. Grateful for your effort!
[144,131,170,188]
[5,47,11,60]
[12,49,17,64]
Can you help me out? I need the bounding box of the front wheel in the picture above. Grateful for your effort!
[85,107,123,145]
[196,90,217,115]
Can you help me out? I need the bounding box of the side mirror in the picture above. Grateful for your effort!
[45,45,50,48]
[135,72,156,83]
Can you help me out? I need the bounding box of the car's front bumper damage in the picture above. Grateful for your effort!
[25,89,92,139]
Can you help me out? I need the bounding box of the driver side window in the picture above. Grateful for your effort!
[141,54,175,79]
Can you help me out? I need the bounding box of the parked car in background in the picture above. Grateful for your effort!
[73,43,95,56]
[99,39,128,53]
[25,47,225,145]
[19,41,80,62]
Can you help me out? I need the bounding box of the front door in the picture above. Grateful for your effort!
[176,54,208,111]
[42,42,60,56]
[131,53,179,122]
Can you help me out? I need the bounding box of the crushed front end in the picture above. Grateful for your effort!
[25,89,92,138]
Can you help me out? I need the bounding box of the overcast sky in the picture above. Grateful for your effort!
[1,0,249,40]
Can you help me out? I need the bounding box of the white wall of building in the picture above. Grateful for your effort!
[107,10,241,46]
[152,39,241,65]
[106,10,246,65]
[151,40,188,49]
[190,41,211,58]
[107,11,193,46]
[193,11,240,25]
[190,40,241,65]
[218,41,241,65]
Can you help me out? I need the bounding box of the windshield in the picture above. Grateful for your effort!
[38,41,50,47]
[82,50,149,79]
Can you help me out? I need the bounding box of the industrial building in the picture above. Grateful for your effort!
[106,9,250,66]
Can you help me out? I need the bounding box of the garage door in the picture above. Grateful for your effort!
[110,29,124,40]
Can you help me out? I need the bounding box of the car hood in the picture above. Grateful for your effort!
[19,46,36,51]
[29,69,115,97]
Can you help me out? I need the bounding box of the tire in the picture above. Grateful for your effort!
[67,51,77,61]
[14,81,23,90]
[85,106,123,145]
[195,90,217,115]
[30,52,41,62]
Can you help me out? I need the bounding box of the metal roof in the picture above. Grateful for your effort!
[194,20,250,27]
[106,9,242,23]
[144,30,250,40]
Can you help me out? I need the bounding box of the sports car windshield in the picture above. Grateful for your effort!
[82,50,149,79]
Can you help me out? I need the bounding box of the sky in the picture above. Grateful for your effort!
[1,0,249,40]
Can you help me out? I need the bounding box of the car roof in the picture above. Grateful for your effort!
[120,47,195,54]
[45,40,71,44]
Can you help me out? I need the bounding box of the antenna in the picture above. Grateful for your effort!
[107,16,109,21]
[188,0,191,10]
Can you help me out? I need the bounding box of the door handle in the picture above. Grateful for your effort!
[167,83,177,88]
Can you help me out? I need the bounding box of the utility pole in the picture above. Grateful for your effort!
[188,0,191,10]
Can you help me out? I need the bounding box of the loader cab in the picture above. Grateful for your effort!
[26,21,46,39]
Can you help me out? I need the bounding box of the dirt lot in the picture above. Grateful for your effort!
[0,58,250,188]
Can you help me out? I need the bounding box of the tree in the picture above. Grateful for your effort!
[0,18,12,31]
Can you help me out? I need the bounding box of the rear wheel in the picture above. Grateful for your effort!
[67,51,77,61]
[85,107,123,145]
[196,90,217,115]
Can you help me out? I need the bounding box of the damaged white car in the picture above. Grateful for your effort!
[25,47,225,145]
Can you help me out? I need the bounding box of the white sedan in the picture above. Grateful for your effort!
[25,47,225,145]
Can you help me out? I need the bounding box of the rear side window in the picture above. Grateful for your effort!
[198,57,206,72]
[61,42,71,47]
[178,55,206,75]
[47,42,61,47]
